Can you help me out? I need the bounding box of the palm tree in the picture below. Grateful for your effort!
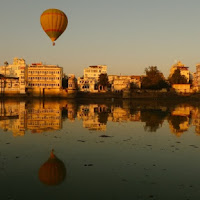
[3,61,8,96]
[4,61,8,76]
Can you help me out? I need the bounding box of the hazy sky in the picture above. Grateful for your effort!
[1,0,200,77]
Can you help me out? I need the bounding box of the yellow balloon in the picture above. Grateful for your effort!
[40,9,68,46]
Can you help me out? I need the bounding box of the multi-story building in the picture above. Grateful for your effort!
[77,77,98,92]
[78,65,107,92]
[0,57,27,77]
[0,75,21,95]
[108,75,141,92]
[68,74,77,90]
[27,63,63,96]
[169,61,190,82]
[0,58,77,96]
[84,65,107,79]
[0,58,27,94]
[78,65,142,93]
[194,64,200,91]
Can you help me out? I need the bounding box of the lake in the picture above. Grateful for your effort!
[0,99,200,200]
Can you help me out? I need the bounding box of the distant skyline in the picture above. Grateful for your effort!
[1,0,200,77]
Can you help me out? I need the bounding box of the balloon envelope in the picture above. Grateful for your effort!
[40,9,68,45]
[38,150,66,186]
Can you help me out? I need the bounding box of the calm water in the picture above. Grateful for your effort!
[1,99,200,200]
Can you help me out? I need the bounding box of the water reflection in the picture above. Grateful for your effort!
[1,100,200,137]
[38,150,66,186]
[140,108,168,132]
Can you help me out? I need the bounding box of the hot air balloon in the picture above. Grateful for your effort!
[38,150,66,186]
[40,9,68,46]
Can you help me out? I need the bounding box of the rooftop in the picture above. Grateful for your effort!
[89,65,107,68]
[29,63,61,68]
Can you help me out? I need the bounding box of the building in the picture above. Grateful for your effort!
[78,65,142,93]
[84,65,107,79]
[78,65,107,93]
[0,75,21,95]
[193,64,200,91]
[0,58,27,94]
[0,57,27,77]
[77,77,98,92]
[169,61,190,82]
[108,75,141,92]
[0,58,77,97]
[27,63,63,96]
[68,74,77,90]
[172,84,191,93]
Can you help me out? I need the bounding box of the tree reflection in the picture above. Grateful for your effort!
[168,115,189,137]
[98,112,109,124]
[141,109,168,132]
[62,108,68,120]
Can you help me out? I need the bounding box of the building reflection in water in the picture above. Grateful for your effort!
[77,104,108,131]
[26,101,62,133]
[1,100,200,137]
[168,104,191,137]
[0,101,26,136]
[38,149,66,186]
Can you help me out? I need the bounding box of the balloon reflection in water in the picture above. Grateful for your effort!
[38,150,66,186]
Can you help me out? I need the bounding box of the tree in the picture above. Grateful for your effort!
[4,61,8,76]
[97,73,110,91]
[141,109,169,132]
[62,74,68,89]
[141,66,169,90]
[98,73,109,86]
[130,82,139,90]
[168,69,188,84]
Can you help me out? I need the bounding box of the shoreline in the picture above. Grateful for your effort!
[1,91,200,102]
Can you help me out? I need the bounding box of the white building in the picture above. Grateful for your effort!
[78,65,107,92]
[27,63,63,96]
[78,77,98,92]
[84,65,107,79]
[169,61,190,83]
[0,57,27,77]
[108,75,141,92]
[0,58,27,94]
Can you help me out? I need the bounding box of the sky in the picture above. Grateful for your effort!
[0,0,200,77]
